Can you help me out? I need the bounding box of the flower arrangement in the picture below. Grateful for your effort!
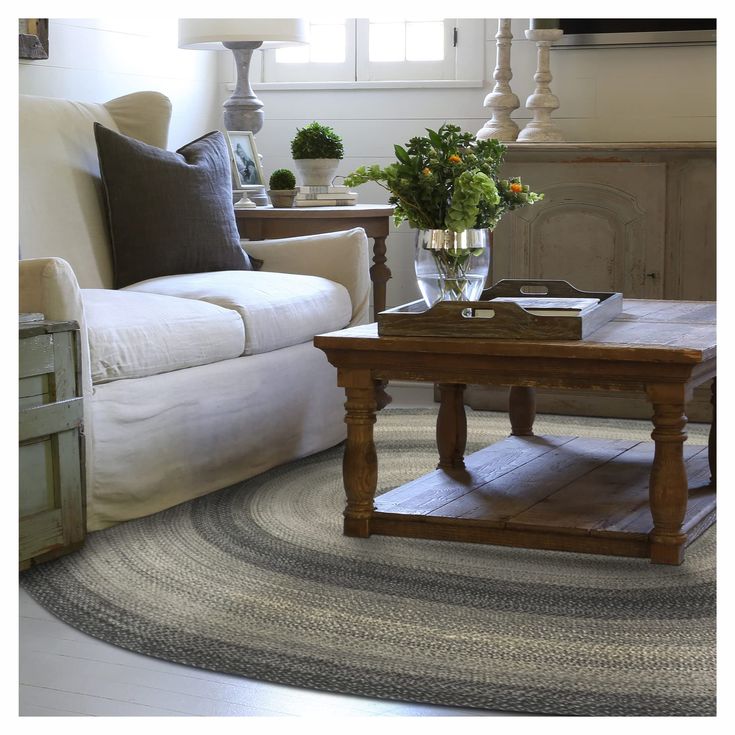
[345,125,544,305]
[344,124,542,231]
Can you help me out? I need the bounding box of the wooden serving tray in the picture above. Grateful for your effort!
[377,279,623,340]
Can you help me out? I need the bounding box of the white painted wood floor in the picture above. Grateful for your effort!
[19,383,515,718]
[19,587,510,718]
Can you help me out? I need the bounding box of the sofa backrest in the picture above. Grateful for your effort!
[19,92,172,289]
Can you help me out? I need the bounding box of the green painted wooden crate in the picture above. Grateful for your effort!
[19,318,85,569]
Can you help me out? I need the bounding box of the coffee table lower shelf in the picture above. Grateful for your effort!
[367,435,715,560]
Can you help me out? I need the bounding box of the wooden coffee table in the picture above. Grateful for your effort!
[314,299,716,565]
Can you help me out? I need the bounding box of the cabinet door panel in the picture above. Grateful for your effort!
[667,158,716,299]
[494,162,666,298]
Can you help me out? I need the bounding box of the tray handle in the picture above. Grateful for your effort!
[459,300,552,326]
[422,300,561,329]
[482,279,605,299]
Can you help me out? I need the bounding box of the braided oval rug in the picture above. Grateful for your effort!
[21,409,715,716]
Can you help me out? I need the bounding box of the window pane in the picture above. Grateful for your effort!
[275,45,309,64]
[406,21,445,61]
[275,20,346,64]
[309,23,346,62]
[369,21,405,61]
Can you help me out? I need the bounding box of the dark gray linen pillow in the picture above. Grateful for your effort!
[94,124,252,288]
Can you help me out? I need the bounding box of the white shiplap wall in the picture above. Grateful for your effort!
[221,18,716,308]
[18,18,716,309]
[18,18,219,150]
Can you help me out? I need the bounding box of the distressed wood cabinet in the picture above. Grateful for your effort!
[468,142,716,419]
[493,142,715,299]
[19,319,85,569]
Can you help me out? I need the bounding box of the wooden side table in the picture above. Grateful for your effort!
[235,204,394,320]
[19,318,85,569]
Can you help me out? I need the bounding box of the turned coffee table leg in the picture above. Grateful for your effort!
[709,378,716,486]
[342,374,378,537]
[646,384,689,565]
[509,386,536,436]
[436,383,467,470]
[374,381,392,411]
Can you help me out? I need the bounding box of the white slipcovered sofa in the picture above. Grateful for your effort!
[19,92,370,531]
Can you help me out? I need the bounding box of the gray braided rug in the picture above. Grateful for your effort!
[21,409,715,716]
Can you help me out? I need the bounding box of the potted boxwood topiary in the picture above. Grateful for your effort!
[268,168,297,208]
[290,121,344,186]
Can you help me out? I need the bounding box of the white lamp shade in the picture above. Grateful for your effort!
[178,18,307,50]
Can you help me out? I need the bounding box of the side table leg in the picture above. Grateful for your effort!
[343,377,378,538]
[437,383,467,470]
[646,384,689,565]
[370,235,392,410]
[369,235,391,319]
[709,378,716,486]
[509,386,536,436]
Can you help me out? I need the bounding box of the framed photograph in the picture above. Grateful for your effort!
[225,131,265,188]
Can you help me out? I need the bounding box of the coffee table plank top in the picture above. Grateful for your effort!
[371,435,715,554]
[376,435,574,515]
[315,299,716,364]
[506,443,708,530]
[429,436,640,522]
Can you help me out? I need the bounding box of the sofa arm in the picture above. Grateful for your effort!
[19,257,92,397]
[242,228,371,326]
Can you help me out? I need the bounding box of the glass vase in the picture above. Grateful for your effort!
[414,229,491,307]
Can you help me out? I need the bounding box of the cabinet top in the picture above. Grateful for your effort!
[505,142,715,151]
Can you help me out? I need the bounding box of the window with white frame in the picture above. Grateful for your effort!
[264,19,356,82]
[260,18,484,85]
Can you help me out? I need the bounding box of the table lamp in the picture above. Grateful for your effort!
[178,18,307,205]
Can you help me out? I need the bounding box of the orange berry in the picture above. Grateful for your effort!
[510,182,523,193]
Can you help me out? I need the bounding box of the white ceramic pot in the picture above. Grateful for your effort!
[294,158,340,187]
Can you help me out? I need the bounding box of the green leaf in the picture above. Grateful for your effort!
[427,129,444,150]
[343,124,542,231]
[394,144,411,164]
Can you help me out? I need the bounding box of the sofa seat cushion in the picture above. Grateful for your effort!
[83,289,245,384]
[123,270,352,355]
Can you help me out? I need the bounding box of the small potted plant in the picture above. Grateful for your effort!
[290,121,344,187]
[267,168,297,208]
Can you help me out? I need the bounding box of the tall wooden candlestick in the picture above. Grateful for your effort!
[476,19,520,142]
[517,27,565,142]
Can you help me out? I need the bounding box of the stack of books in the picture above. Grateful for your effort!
[295,185,358,207]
